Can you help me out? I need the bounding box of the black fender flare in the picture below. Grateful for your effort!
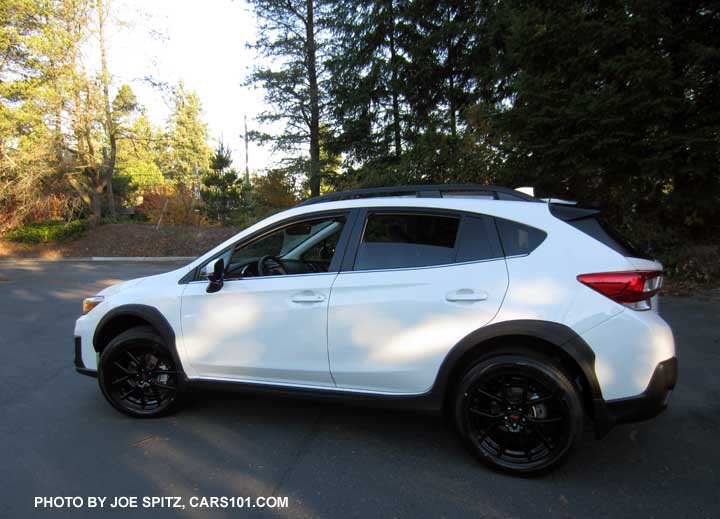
[431,319,603,404]
[93,304,187,382]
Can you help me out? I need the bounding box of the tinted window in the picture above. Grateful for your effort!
[354,213,460,270]
[456,216,504,262]
[548,205,647,258]
[496,218,547,256]
[568,217,646,258]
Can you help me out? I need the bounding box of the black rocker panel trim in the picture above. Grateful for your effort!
[187,379,440,412]
[92,304,187,383]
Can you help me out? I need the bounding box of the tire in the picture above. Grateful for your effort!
[454,354,583,475]
[98,325,183,418]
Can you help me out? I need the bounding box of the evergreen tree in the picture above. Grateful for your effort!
[201,141,242,225]
[246,0,325,197]
[473,0,720,240]
[163,82,211,187]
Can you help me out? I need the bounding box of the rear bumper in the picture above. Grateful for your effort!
[594,357,677,437]
[74,336,97,378]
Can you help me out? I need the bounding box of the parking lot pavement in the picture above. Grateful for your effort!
[0,261,718,519]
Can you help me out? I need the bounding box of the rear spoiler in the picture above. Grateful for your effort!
[548,204,601,222]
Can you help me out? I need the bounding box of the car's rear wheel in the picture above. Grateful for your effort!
[454,354,583,475]
[98,326,182,418]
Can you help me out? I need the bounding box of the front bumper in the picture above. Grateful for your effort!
[594,357,677,437]
[74,336,97,378]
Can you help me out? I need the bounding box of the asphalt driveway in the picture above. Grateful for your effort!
[0,260,718,519]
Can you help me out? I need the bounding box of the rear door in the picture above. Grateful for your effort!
[327,209,509,394]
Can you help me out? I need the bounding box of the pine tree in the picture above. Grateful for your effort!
[201,141,241,225]
[246,0,324,197]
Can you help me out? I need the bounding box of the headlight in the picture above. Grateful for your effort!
[82,296,104,315]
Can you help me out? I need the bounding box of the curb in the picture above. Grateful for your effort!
[0,256,194,263]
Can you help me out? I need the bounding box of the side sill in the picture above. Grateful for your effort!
[187,378,443,413]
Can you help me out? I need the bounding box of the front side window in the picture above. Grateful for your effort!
[354,213,460,271]
[199,215,346,280]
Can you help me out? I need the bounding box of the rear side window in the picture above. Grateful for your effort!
[567,217,645,257]
[456,216,504,262]
[496,218,547,256]
[354,213,460,270]
[548,205,647,258]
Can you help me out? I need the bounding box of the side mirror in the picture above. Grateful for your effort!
[206,258,225,293]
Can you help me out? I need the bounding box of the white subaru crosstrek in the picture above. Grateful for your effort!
[74,185,677,474]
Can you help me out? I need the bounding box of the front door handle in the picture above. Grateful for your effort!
[445,289,488,302]
[291,291,326,303]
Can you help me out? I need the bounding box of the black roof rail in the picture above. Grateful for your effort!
[295,184,539,207]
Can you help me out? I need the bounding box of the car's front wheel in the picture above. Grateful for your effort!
[454,354,583,475]
[98,326,183,418]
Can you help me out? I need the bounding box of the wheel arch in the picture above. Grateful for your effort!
[433,320,603,418]
[93,304,187,379]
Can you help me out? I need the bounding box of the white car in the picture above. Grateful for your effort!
[74,185,677,474]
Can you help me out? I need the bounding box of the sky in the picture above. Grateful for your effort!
[100,0,275,173]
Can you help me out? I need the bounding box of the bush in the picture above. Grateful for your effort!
[5,220,88,244]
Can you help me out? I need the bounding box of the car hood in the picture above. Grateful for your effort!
[98,276,147,297]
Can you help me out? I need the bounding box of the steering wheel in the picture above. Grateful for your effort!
[258,255,287,276]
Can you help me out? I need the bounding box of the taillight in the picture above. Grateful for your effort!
[577,271,662,309]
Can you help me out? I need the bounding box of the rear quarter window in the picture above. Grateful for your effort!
[495,218,547,256]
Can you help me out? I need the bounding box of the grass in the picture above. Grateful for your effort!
[5,220,88,244]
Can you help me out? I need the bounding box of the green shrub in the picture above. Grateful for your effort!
[5,220,88,244]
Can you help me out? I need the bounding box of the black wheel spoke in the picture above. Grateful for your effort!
[113,361,134,375]
[527,416,563,424]
[152,370,178,375]
[150,385,163,405]
[530,424,554,451]
[477,389,503,403]
[111,375,132,385]
[125,350,141,364]
[469,408,503,420]
[152,381,176,391]
[119,386,138,401]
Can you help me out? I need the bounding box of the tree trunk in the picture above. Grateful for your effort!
[90,182,103,226]
[98,0,116,217]
[306,0,321,197]
[387,0,402,158]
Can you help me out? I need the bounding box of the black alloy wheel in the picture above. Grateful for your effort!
[455,354,583,475]
[98,326,182,418]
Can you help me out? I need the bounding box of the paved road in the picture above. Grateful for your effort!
[0,261,718,519]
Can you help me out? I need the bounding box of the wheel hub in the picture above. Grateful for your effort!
[504,406,527,433]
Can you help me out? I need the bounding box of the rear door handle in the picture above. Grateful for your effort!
[445,289,488,302]
[291,291,326,303]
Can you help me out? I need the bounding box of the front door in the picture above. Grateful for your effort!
[181,213,349,386]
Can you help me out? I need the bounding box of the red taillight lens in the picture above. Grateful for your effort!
[577,271,662,304]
